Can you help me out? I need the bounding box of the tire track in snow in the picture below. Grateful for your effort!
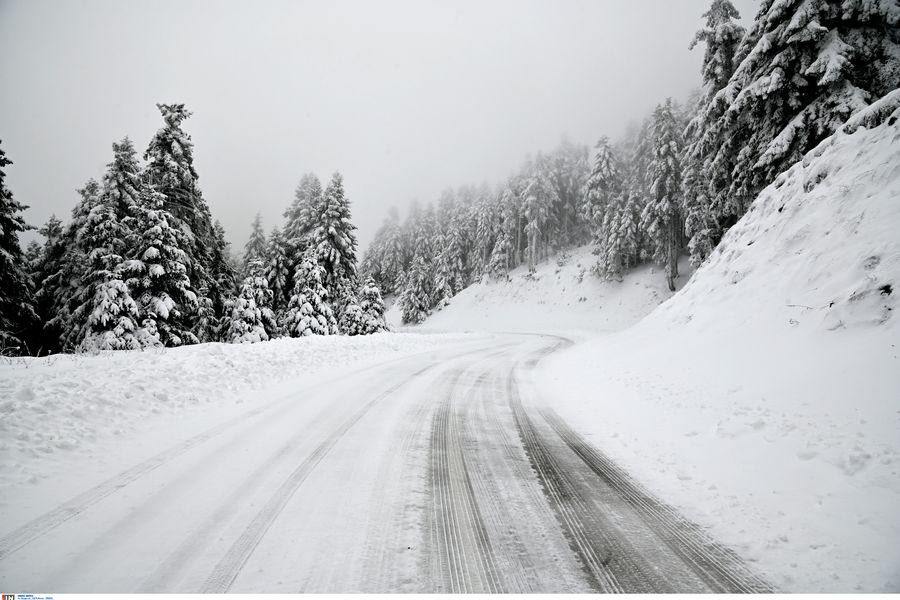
[428,365,504,593]
[539,408,774,593]
[200,344,516,594]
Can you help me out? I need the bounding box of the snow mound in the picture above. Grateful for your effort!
[0,332,474,492]
[403,244,690,336]
[537,113,900,591]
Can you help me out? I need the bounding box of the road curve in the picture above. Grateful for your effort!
[0,333,771,592]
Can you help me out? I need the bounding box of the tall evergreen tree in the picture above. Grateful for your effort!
[122,187,198,347]
[358,276,388,333]
[143,103,219,314]
[243,212,268,276]
[283,248,337,336]
[640,99,684,291]
[264,226,290,313]
[0,141,37,352]
[682,0,745,265]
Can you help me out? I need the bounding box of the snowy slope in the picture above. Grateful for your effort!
[392,244,691,336]
[537,111,900,591]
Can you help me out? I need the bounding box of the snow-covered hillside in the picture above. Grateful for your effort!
[388,245,691,337]
[537,112,900,591]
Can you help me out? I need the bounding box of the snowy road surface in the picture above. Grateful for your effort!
[0,334,771,592]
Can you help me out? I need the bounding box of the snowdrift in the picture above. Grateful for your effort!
[538,110,900,591]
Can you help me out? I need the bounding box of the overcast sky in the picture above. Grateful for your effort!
[0,0,757,254]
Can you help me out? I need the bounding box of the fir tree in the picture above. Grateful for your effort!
[69,139,143,348]
[358,277,388,333]
[488,231,513,280]
[243,212,268,277]
[283,249,337,336]
[143,103,218,313]
[682,0,745,265]
[46,179,101,350]
[80,278,155,351]
[398,254,432,325]
[640,99,684,292]
[122,187,199,347]
[0,141,37,352]
[223,277,270,344]
[264,227,290,313]
[314,172,359,291]
[702,0,900,220]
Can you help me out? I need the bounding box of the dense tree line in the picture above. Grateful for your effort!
[362,0,900,323]
[0,104,385,355]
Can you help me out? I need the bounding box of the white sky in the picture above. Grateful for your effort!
[0,0,757,254]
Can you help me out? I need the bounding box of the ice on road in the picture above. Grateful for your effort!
[0,334,769,592]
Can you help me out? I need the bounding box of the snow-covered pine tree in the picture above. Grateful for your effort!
[337,288,367,336]
[640,98,684,292]
[79,278,155,351]
[682,0,745,265]
[283,249,337,336]
[522,170,551,273]
[284,173,323,254]
[315,172,359,288]
[223,276,270,344]
[702,0,900,220]
[314,172,361,323]
[143,103,218,323]
[583,137,625,274]
[360,206,405,295]
[398,254,432,325]
[0,141,37,352]
[69,139,143,349]
[243,212,268,277]
[264,227,290,313]
[200,219,237,341]
[488,230,513,280]
[29,215,66,353]
[240,259,278,337]
[358,276,388,333]
[46,179,102,350]
[121,186,199,347]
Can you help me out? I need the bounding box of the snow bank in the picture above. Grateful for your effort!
[399,244,690,336]
[0,332,475,492]
[537,114,900,591]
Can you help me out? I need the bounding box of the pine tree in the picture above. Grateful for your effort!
[69,139,142,349]
[398,254,432,325]
[284,173,323,254]
[264,227,290,313]
[223,277,270,344]
[702,0,900,221]
[0,141,37,352]
[80,278,155,351]
[682,0,745,265]
[122,186,199,347]
[283,249,337,336]
[241,262,278,337]
[144,103,218,313]
[358,277,388,333]
[522,172,551,273]
[640,99,684,292]
[314,172,359,289]
[243,212,268,277]
[488,230,513,280]
[46,179,101,350]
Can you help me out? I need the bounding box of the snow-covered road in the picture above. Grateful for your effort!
[0,334,770,592]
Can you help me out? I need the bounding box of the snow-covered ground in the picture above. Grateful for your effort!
[0,332,481,503]
[533,116,900,591]
[387,244,691,338]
